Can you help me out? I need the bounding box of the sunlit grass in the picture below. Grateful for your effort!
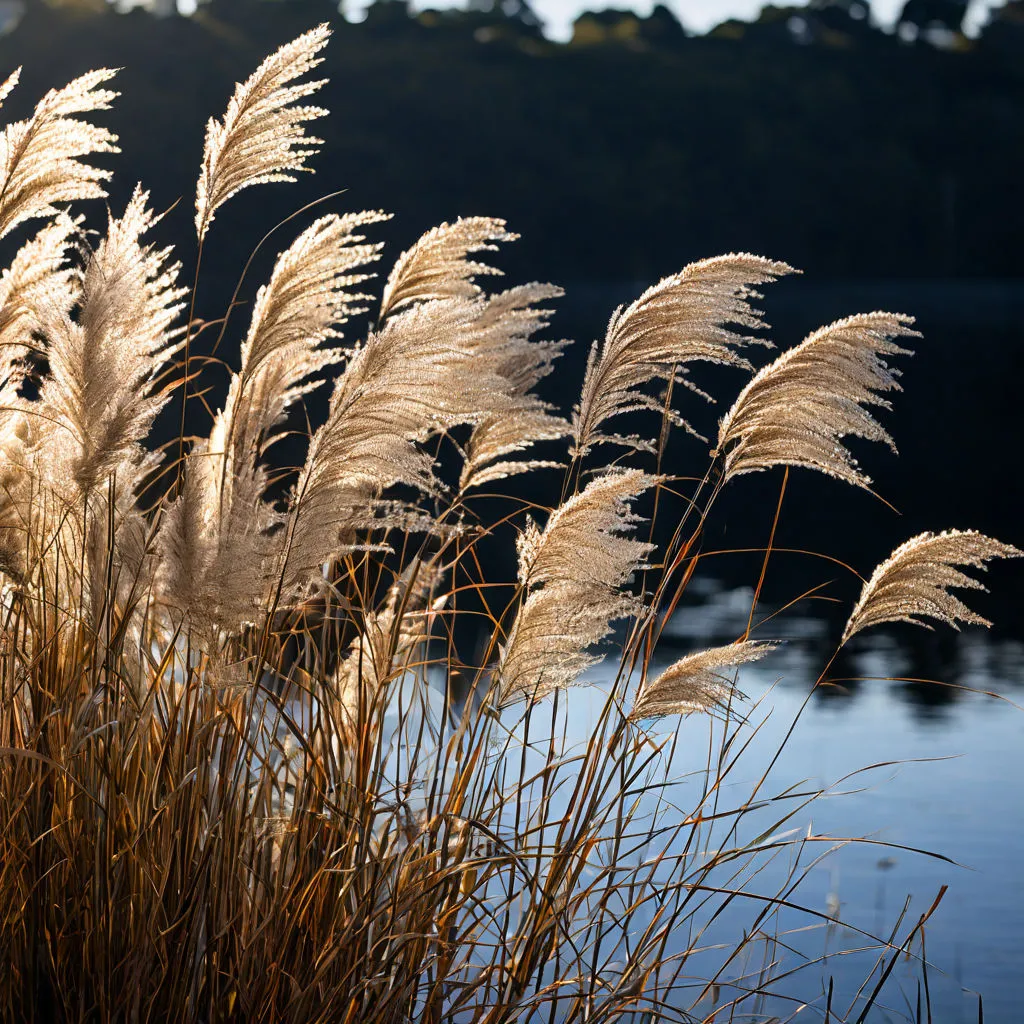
[0,27,1017,1023]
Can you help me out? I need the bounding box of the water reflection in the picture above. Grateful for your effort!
[630,580,1024,1022]
[660,576,1024,718]
[262,576,1022,1021]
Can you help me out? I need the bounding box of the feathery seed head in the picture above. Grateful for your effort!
[156,210,388,635]
[715,311,918,489]
[497,583,638,707]
[0,212,82,397]
[237,210,390,448]
[515,517,542,587]
[629,640,778,721]
[282,287,569,594]
[0,68,20,110]
[497,469,658,707]
[35,186,186,498]
[281,298,482,592]
[457,282,571,491]
[195,24,331,241]
[380,216,516,319]
[520,468,658,591]
[842,530,1023,644]
[0,68,119,239]
[572,254,795,457]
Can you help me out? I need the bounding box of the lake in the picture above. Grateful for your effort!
[525,577,1024,1021]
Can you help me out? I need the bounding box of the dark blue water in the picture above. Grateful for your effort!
[540,579,1024,1021]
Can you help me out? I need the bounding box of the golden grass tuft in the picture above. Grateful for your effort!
[0,31,1017,1024]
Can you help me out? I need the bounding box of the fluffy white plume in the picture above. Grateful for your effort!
[843,530,1023,643]
[230,211,387,449]
[0,68,19,111]
[0,213,81,398]
[629,640,778,721]
[0,68,119,239]
[572,254,794,457]
[280,298,518,593]
[715,312,918,488]
[379,217,514,319]
[458,283,570,491]
[195,24,330,241]
[158,211,386,631]
[497,469,657,707]
[35,187,185,498]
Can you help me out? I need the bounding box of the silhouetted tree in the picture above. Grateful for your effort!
[978,0,1024,62]
[363,0,416,34]
[896,0,966,37]
[641,3,686,44]
[810,0,873,31]
[468,0,543,33]
[570,8,642,46]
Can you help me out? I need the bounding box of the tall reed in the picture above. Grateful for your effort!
[0,28,1018,1023]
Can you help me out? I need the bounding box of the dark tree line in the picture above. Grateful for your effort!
[2,0,1022,286]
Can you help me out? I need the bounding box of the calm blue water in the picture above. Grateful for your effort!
[536,580,1024,1021]
[264,573,1023,1020]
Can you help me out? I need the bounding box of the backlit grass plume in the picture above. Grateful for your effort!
[280,274,565,593]
[571,253,794,456]
[35,186,185,500]
[24,188,184,627]
[629,639,779,721]
[159,211,386,629]
[0,67,118,239]
[0,212,80,393]
[0,37,1018,1024]
[281,296,517,592]
[230,210,387,444]
[195,23,330,241]
[714,311,918,487]
[379,215,513,318]
[497,468,657,706]
[842,530,1023,643]
[458,282,569,490]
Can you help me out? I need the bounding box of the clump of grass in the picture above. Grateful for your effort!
[0,28,1018,1023]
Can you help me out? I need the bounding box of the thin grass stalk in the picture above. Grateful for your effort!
[0,39,1016,1024]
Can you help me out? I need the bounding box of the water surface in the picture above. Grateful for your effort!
[550,580,1024,1021]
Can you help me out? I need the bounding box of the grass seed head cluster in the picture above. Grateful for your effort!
[0,26,1018,1023]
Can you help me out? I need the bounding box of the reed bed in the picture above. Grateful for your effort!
[0,28,1018,1023]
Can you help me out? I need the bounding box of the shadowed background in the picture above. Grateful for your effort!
[2,0,1021,629]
